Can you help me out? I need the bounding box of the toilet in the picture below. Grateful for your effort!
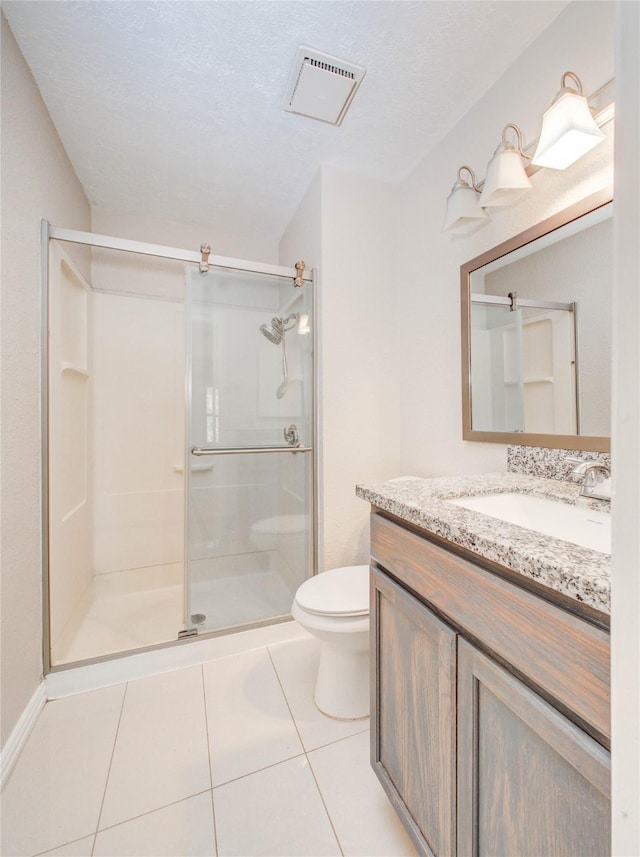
[291,565,370,720]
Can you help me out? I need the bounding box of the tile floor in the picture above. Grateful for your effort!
[1,636,417,857]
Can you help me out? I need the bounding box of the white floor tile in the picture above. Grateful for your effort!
[99,666,210,829]
[93,792,215,857]
[203,648,303,787]
[214,756,341,857]
[269,637,369,751]
[308,731,418,857]
[0,686,124,857]
[36,836,95,856]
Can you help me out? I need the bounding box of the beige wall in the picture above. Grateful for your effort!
[612,0,640,850]
[394,0,614,477]
[1,14,91,746]
[91,209,280,267]
[317,166,402,569]
[279,167,402,571]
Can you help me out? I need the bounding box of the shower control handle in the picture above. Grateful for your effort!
[284,425,299,446]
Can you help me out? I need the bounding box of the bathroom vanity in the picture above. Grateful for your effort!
[357,474,611,857]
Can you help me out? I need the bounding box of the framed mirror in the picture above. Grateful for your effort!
[461,188,612,452]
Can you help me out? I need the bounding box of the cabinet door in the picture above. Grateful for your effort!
[457,639,610,857]
[371,568,457,857]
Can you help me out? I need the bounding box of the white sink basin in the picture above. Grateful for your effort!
[447,492,611,554]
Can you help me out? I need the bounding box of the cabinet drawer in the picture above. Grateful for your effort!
[371,512,610,744]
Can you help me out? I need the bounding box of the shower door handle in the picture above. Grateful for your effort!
[191,446,313,456]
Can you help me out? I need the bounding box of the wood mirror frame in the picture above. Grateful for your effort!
[461,187,612,452]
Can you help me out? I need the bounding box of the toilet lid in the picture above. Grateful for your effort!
[295,565,370,617]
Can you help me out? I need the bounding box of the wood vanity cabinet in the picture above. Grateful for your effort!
[369,511,611,857]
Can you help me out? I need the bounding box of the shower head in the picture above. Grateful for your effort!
[259,314,299,399]
[259,318,284,345]
[258,314,298,345]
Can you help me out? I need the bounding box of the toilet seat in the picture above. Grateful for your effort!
[294,565,369,617]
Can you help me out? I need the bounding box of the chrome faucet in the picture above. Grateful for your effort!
[566,457,611,501]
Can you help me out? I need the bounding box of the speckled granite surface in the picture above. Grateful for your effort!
[507,445,611,481]
[356,473,611,614]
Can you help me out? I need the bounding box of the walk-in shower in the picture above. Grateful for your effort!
[42,223,316,669]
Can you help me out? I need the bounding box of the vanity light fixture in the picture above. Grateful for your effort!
[443,71,613,236]
[443,166,488,233]
[531,71,605,170]
[479,124,532,207]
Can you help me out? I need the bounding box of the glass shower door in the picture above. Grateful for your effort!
[185,265,314,634]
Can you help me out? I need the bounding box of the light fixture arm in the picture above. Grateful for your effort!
[457,165,482,192]
[501,123,531,160]
[560,71,583,95]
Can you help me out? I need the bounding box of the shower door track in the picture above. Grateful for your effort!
[41,220,319,675]
[47,225,314,282]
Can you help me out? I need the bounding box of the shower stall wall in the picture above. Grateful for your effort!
[43,223,316,669]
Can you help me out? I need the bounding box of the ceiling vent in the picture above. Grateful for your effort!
[283,46,365,126]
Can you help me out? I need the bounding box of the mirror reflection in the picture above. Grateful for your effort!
[470,298,578,434]
[462,193,612,449]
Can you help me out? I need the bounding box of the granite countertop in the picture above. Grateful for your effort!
[355,473,611,615]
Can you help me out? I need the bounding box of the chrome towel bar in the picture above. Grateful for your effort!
[191,445,313,456]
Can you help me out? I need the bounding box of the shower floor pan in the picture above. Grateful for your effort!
[51,552,296,665]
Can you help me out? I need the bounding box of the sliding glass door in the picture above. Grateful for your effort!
[185,266,314,634]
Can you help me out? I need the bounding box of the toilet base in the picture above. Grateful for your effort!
[314,642,369,720]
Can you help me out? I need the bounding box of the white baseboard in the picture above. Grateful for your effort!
[0,680,47,790]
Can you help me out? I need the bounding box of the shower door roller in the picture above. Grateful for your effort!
[177,614,207,639]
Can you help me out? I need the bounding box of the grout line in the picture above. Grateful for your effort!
[266,646,305,748]
[200,664,214,791]
[306,753,345,857]
[92,682,128,854]
[304,725,370,755]
[212,752,308,790]
[201,664,219,856]
[210,784,219,857]
[266,646,344,857]
[31,832,96,857]
[93,789,213,835]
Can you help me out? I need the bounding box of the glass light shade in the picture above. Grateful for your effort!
[443,183,487,233]
[532,90,605,170]
[479,146,532,207]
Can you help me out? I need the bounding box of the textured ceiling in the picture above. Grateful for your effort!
[3,0,568,246]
